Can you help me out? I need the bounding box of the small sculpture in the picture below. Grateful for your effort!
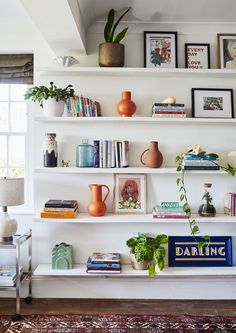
[161,97,176,104]
[62,160,70,167]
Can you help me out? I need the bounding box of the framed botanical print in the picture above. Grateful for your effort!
[217,33,236,69]
[114,174,146,213]
[192,88,234,118]
[144,31,178,68]
[185,44,210,69]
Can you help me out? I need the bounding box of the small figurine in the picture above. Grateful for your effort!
[61,160,70,167]
[161,96,176,104]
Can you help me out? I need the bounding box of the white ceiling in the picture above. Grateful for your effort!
[2,0,236,56]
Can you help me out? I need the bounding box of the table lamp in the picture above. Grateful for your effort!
[0,177,24,242]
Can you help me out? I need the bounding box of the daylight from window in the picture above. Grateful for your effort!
[0,84,27,178]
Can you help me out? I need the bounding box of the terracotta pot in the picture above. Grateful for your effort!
[88,184,110,217]
[130,254,150,270]
[117,91,136,117]
[140,141,163,168]
[99,43,124,67]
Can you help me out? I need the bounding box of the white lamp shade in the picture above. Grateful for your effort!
[0,178,24,206]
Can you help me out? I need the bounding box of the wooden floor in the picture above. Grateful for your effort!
[0,298,236,316]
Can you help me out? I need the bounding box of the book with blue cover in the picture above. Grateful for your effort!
[87,257,121,269]
[90,252,120,263]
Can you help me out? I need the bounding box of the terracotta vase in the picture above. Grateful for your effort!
[140,141,163,168]
[88,184,110,217]
[117,91,136,117]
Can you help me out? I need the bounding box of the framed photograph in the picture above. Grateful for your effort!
[144,31,178,68]
[114,174,146,213]
[217,33,236,69]
[168,236,232,267]
[192,88,234,118]
[185,44,210,69]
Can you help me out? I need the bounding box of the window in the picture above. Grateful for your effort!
[0,84,28,178]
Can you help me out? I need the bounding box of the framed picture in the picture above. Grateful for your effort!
[185,43,210,69]
[217,33,236,69]
[192,88,234,118]
[144,31,178,68]
[114,174,146,213]
[168,236,232,267]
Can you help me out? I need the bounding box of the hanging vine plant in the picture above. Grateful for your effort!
[175,145,235,249]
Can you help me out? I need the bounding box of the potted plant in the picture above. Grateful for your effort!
[126,233,168,276]
[24,81,75,117]
[99,7,131,67]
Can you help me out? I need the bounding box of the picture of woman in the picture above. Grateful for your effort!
[119,179,141,209]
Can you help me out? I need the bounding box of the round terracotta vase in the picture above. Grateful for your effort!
[140,141,163,168]
[117,91,136,117]
[99,43,124,67]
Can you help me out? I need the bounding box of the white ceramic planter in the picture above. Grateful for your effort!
[130,253,150,270]
[43,98,65,117]
[228,151,236,168]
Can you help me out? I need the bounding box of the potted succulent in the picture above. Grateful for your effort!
[99,7,131,67]
[126,233,168,276]
[24,81,75,117]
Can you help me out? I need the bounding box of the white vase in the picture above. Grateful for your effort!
[227,151,236,168]
[43,98,65,117]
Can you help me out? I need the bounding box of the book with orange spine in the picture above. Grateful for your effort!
[40,210,78,219]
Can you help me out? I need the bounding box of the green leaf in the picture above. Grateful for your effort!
[176,178,182,185]
[148,264,156,277]
[208,153,219,159]
[202,235,210,241]
[180,194,185,201]
[176,155,182,162]
[104,9,114,42]
[113,27,128,43]
[191,225,200,235]
[176,166,182,172]
[110,7,130,42]
[197,241,205,250]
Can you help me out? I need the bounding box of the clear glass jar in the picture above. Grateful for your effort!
[76,139,94,167]
[198,183,216,217]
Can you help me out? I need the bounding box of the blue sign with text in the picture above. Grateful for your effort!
[168,236,232,267]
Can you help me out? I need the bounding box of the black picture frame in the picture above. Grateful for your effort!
[144,31,178,68]
[185,43,210,69]
[192,88,234,118]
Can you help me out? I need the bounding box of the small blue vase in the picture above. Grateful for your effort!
[76,139,94,167]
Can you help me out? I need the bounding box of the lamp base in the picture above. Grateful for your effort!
[0,236,13,243]
[0,211,17,241]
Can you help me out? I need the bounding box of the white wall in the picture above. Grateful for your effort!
[1,11,236,299]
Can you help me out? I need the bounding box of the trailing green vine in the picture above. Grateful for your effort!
[175,145,236,249]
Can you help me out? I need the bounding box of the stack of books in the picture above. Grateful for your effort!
[93,140,129,168]
[86,252,121,274]
[0,265,22,286]
[224,193,236,216]
[182,154,219,170]
[65,96,101,117]
[153,202,188,218]
[152,103,186,118]
[40,200,79,218]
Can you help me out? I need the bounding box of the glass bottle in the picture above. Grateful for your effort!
[198,183,216,217]
[76,139,94,167]
[43,133,58,167]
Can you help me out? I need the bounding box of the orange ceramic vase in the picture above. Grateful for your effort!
[88,184,110,217]
[117,91,136,117]
[140,141,163,168]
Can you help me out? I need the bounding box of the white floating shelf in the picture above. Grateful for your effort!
[34,116,236,125]
[34,167,226,175]
[34,264,236,278]
[36,67,236,79]
[33,213,236,224]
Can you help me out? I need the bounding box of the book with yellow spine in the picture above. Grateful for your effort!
[40,211,78,219]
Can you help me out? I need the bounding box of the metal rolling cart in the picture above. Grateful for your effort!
[0,229,32,321]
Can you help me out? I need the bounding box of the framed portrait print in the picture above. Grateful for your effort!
[192,88,234,118]
[144,31,178,68]
[217,33,236,69]
[185,44,210,69]
[114,174,146,214]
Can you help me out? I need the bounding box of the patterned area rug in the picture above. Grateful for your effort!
[0,314,236,333]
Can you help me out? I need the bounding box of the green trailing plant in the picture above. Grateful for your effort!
[175,145,236,248]
[126,233,168,276]
[104,7,131,43]
[24,82,75,108]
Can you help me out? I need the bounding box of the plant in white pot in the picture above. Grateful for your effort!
[24,81,75,117]
[126,233,168,276]
[99,7,131,67]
